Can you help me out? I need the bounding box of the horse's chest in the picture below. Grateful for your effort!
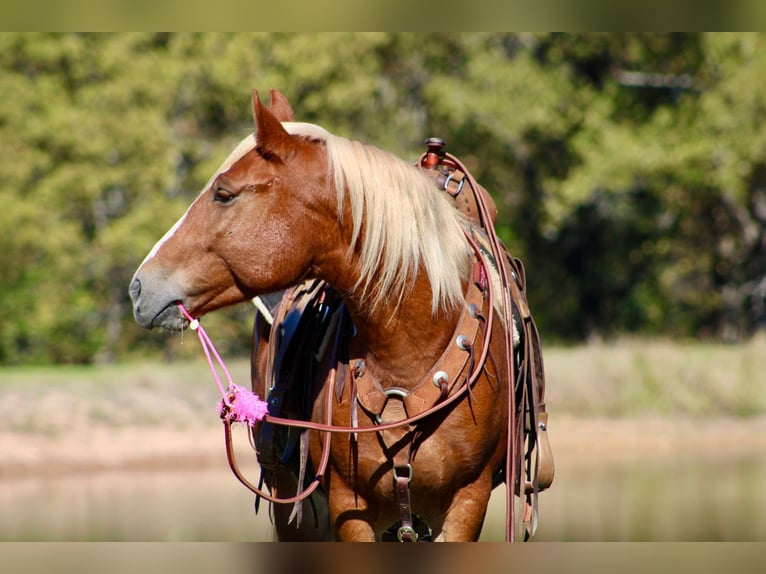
[350,426,478,500]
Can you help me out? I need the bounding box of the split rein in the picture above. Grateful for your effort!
[176,228,497,508]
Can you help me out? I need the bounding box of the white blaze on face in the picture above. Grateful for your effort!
[137,134,258,269]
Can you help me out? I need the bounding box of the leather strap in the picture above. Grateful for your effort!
[440,150,552,542]
[354,275,486,420]
[393,464,417,542]
[419,154,498,225]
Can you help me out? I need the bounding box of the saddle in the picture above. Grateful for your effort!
[253,279,346,471]
[419,138,554,499]
[250,139,554,536]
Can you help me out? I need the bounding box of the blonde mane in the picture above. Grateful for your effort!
[227,122,472,315]
[325,129,472,316]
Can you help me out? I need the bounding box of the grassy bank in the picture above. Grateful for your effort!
[0,359,251,436]
[544,335,766,417]
[1,337,765,438]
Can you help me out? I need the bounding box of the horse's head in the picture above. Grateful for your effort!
[129,89,337,331]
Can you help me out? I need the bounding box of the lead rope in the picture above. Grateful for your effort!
[177,302,333,506]
[177,303,268,424]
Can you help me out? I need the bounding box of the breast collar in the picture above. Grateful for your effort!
[351,253,489,425]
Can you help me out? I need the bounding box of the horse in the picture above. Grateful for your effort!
[129,89,552,541]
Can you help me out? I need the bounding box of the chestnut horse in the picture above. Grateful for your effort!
[130,89,551,541]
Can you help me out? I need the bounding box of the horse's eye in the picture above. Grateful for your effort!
[213,187,236,204]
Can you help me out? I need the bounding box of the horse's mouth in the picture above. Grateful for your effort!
[150,300,189,332]
[133,299,188,332]
[130,276,190,332]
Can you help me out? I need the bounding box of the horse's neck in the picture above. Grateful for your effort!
[316,228,462,387]
[343,274,460,388]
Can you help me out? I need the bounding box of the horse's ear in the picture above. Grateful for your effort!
[252,90,293,162]
[268,89,295,122]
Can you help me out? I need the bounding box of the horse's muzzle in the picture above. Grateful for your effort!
[129,275,187,331]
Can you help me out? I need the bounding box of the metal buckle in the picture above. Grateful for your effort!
[393,463,413,483]
[442,173,465,198]
[397,524,418,542]
[384,388,408,399]
[373,388,409,424]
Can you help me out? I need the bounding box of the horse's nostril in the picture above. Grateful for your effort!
[129,278,141,302]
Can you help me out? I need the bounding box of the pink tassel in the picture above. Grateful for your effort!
[177,302,268,427]
[218,384,269,426]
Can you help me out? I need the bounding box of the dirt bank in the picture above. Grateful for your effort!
[3,415,765,479]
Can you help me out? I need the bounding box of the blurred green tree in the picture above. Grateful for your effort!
[1,33,764,364]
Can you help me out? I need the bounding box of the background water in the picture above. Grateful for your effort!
[3,450,764,541]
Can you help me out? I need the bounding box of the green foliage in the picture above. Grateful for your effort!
[1,33,765,364]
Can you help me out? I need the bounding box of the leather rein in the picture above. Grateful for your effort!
[221,227,499,496]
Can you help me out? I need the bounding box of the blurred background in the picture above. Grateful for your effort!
[0,33,765,541]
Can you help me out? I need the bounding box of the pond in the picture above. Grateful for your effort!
[3,450,765,541]
[487,450,766,541]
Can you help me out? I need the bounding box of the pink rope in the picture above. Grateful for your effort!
[177,303,268,426]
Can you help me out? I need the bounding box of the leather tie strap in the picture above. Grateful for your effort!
[393,464,417,542]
